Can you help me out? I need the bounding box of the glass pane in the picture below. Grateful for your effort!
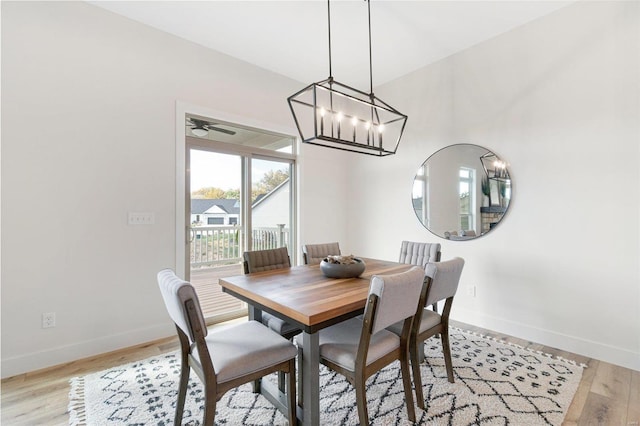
[189,149,245,321]
[251,158,291,251]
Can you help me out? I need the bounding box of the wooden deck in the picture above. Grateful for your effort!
[190,264,246,322]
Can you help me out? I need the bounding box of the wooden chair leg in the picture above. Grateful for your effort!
[252,379,261,393]
[355,375,369,426]
[175,356,190,425]
[287,360,297,425]
[432,303,440,338]
[203,383,217,426]
[409,337,425,410]
[400,351,417,422]
[441,328,455,383]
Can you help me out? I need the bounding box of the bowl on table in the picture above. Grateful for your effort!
[320,256,366,278]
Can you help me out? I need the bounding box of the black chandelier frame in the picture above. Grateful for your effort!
[287,0,407,157]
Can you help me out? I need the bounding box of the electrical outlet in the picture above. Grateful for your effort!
[42,312,56,328]
[128,212,155,225]
[466,286,476,297]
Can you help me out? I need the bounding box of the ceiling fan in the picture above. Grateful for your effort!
[187,117,236,137]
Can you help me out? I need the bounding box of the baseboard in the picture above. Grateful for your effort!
[452,308,640,372]
[1,323,174,379]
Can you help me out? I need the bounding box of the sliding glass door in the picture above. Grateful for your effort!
[184,116,296,323]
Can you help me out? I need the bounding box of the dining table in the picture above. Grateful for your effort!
[219,257,416,426]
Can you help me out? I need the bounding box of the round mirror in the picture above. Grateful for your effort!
[412,144,512,240]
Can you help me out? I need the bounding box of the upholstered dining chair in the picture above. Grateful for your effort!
[387,257,465,410]
[243,247,300,340]
[398,240,441,313]
[156,269,297,425]
[243,247,301,393]
[295,266,425,425]
[302,242,341,265]
[398,240,441,267]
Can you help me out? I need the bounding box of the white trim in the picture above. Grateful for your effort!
[452,307,640,371]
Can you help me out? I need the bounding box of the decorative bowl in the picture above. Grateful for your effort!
[320,258,366,278]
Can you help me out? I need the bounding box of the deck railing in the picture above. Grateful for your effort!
[190,225,289,268]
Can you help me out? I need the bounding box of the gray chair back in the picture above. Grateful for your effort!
[302,242,341,265]
[424,257,465,307]
[157,269,207,344]
[368,266,424,334]
[243,247,291,273]
[398,241,441,268]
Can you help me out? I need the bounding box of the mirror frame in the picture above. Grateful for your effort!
[412,143,512,240]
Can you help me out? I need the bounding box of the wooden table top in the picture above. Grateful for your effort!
[219,257,416,332]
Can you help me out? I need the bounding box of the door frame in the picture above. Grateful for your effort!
[175,101,299,279]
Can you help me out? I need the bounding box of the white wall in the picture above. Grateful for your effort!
[0,1,349,377]
[346,1,639,370]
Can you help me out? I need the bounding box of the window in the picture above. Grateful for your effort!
[459,168,475,232]
[207,217,224,225]
[229,217,238,225]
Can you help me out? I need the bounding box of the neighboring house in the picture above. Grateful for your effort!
[190,178,289,228]
[191,198,240,226]
[252,178,290,229]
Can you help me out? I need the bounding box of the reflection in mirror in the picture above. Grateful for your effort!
[412,144,511,240]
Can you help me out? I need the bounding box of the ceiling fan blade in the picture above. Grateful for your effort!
[205,126,236,135]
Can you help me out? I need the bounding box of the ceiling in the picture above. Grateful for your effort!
[88,1,573,90]
[186,113,293,151]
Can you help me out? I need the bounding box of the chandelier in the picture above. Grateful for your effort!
[287,0,407,156]
[480,151,510,182]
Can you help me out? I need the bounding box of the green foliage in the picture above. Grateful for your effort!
[498,181,507,197]
[252,169,289,202]
[224,188,240,199]
[192,187,240,200]
[481,176,491,197]
[191,168,289,202]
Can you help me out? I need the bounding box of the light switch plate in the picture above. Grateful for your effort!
[128,212,155,225]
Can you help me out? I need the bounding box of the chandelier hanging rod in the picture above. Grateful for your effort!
[327,0,333,79]
[367,0,374,95]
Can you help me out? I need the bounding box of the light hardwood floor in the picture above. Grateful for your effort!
[2,319,638,426]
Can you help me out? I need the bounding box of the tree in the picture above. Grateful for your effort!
[252,169,288,201]
[224,188,240,199]
[191,187,227,199]
[191,168,288,201]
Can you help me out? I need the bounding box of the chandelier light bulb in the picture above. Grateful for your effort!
[365,121,371,144]
[351,117,358,142]
[319,107,326,135]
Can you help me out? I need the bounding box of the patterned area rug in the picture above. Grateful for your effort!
[69,329,585,425]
